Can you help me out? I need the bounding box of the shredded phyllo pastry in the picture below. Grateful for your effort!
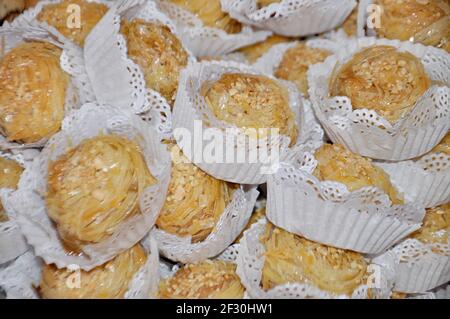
[159,260,245,299]
[37,0,107,47]
[239,35,291,63]
[0,157,23,222]
[261,223,368,296]
[156,144,237,242]
[202,73,299,145]
[168,0,242,33]
[410,203,449,247]
[329,45,430,122]
[235,206,266,242]
[39,244,147,299]
[429,133,450,156]
[121,19,189,104]
[342,6,358,37]
[313,144,404,205]
[275,43,331,97]
[376,0,450,51]
[0,41,69,144]
[46,135,156,252]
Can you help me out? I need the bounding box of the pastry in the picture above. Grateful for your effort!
[168,0,242,33]
[0,41,69,143]
[313,143,404,204]
[342,5,358,37]
[275,43,331,97]
[46,135,156,252]
[410,203,449,246]
[238,35,291,63]
[121,19,189,104]
[156,144,237,242]
[37,0,108,47]
[261,223,368,296]
[0,0,24,21]
[159,260,245,298]
[0,157,23,222]
[329,45,430,122]
[202,73,299,145]
[375,0,450,51]
[39,244,147,299]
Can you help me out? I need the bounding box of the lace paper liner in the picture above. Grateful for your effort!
[0,23,80,150]
[151,187,259,263]
[173,60,324,184]
[266,149,425,254]
[374,238,450,293]
[308,37,450,161]
[156,0,271,57]
[221,0,356,37]
[375,152,450,208]
[434,284,450,299]
[236,218,392,299]
[0,237,160,299]
[0,252,42,299]
[10,103,171,271]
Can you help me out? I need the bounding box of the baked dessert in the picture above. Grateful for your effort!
[168,0,242,33]
[375,0,450,51]
[261,223,368,296]
[313,144,404,204]
[0,0,24,21]
[329,45,430,122]
[342,5,358,37]
[156,144,237,242]
[410,203,449,246]
[275,43,331,97]
[0,41,69,143]
[238,35,291,63]
[37,0,107,47]
[46,135,156,252]
[159,260,245,298]
[202,73,299,145]
[121,19,189,104]
[39,244,147,299]
[0,157,23,222]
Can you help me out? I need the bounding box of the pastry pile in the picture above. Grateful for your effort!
[0,0,448,299]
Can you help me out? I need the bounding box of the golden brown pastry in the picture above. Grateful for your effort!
[261,223,368,296]
[0,157,23,222]
[390,291,407,299]
[375,0,450,51]
[0,41,69,143]
[428,132,450,156]
[342,6,358,37]
[238,35,292,63]
[313,144,404,204]
[39,244,147,299]
[410,203,449,246]
[37,0,107,47]
[156,144,237,242]
[275,43,331,97]
[159,260,245,298]
[329,45,430,122]
[121,19,189,104]
[168,0,242,33]
[46,135,156,252]
[0,0,24,20]
[202,73,299,145]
